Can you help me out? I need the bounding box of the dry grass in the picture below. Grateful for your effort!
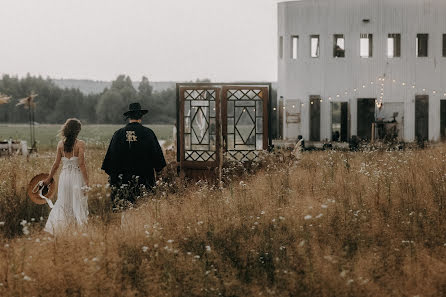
[1,146,446,296]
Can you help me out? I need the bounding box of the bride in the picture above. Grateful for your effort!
[43,118,89,234]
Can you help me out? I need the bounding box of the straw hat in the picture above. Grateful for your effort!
[27,173,56,206]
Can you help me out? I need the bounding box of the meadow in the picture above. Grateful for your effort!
[0,143,446,296]
[0,124,174,149]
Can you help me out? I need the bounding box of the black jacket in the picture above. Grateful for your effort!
[101,122,166,187]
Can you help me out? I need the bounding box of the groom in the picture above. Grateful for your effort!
[101,103,166,204]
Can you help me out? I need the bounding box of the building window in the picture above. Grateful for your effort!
[360,34,373,58]
[333,34,345,57]
[388,34,401,57]
[310,35,320,58]
[291,35,299,59]
[416,34,428,57]
[443,34,446,57]
[279,36,284,59]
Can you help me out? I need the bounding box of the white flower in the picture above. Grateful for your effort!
[315,213,323,219]
[0,222,4,226]
[20,220,27,226]
[23,275,32,281]
[321,204,328,209]
[260,211,265,215]
[304,215,312,220]
[279,216,285,221]
[22,226,30,235]
[194,255,200,259]
[167,239,174,243]
[205,245,211,252]
[142,246,149,252]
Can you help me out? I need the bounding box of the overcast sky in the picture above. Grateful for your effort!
[0,0,281,82]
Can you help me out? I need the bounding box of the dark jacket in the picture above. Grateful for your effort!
[101,122,166,187]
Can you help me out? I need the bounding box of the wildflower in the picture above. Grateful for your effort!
[194,255,200,259]
[92,257,99,262]
[304,215,312,220]
[340,270,347,278]
[279,216,285,221]
[321,204,328,209]
[316,213,323,219]
[0,222,4,226]
[205,245,211,252]
[20,220,27,226]
[23,275,32,281]
[260,211,265,215]
[22,226,30,235]
[197,221,204,225]
[167,239,174,243]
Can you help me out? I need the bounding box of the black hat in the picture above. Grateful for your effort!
[123,102,148,117]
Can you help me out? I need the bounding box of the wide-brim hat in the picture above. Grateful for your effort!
[27,173,57,205]
[123,102,148,117]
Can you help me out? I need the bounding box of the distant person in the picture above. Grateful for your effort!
[292,135,305,160]
[43,118,89,234]
[102,103,166,206]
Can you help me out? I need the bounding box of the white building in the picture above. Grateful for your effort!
[278,0,446,142]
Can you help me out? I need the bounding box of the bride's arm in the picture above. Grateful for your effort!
[78,141,89,187]
[44,141,62,185]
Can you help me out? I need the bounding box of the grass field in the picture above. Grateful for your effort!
[1,145,446,296]
[0,124,174,149]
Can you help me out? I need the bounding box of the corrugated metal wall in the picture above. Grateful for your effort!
[278,0,446,141]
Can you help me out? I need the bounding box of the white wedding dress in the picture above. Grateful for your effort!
[44,152,89,235]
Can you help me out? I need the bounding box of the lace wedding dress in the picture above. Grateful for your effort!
[44,154,88,235]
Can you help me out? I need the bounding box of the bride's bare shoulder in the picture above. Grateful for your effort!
[77,139,86,147]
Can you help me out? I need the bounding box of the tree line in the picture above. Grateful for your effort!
[0,74,176,124]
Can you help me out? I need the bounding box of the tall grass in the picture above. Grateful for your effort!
[1,146,446,296]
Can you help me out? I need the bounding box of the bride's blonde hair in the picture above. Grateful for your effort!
[60,118,82,152]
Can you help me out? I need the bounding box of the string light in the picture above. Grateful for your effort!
[319,74,446,109]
